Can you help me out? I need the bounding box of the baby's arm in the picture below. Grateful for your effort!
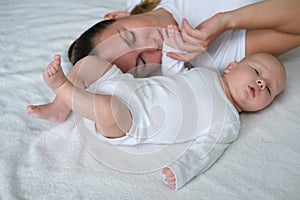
[161,137,234,190]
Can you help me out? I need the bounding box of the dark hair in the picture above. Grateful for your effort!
[68,19,116,65]
[68,0,162,65]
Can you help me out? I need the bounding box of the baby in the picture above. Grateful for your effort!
[38,49,285,189]
[28,26,286,190]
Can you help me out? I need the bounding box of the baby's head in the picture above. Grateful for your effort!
[223,53,286,112]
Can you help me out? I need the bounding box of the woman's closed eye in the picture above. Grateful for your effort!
[118,29,136,48]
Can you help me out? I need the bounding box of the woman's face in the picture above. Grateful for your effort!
[93,14,169,72]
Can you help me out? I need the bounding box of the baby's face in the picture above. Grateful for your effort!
[224,53,286,112]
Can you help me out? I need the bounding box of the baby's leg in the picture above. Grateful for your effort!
[27,55,111,123]
[27,97,69,123]
[27,55,69,122]
[43,55,132,138]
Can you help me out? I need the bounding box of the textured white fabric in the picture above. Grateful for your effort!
[84,63,239,145]
[164,67,240,190]
[126,0,142,11]
[161,48,241,189]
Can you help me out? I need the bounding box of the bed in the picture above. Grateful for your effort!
[1,0,299,199]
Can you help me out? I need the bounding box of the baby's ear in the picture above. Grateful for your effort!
[224,61,238,74]
[104,11,130,20]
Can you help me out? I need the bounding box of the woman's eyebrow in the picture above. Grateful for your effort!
[117,29,136,47]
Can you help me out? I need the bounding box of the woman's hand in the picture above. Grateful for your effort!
[181,13,228,52]
[104,11,130,20]
[162,167,176,189]
[162,24,206,62]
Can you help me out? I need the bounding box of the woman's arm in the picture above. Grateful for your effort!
[181,0,300,56]
[225,0,300,56]
[224,0,300,35]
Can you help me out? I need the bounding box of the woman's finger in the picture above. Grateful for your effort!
[181,19,199,39]
[166,52,188,62]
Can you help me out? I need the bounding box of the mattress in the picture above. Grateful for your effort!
[0,0,299,199]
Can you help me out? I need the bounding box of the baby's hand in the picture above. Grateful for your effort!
[162,167,176,189]
[162,24,205,62]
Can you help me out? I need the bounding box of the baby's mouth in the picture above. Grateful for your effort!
[248,85,256,97]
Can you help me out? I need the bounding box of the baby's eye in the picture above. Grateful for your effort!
[266,86,271,95]
[254,68,259,75]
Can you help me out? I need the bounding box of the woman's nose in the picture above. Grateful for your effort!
[256,79,266,90]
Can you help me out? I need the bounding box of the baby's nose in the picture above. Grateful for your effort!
[256,79,266,90]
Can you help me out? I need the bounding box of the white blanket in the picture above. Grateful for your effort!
[1,0,299,199]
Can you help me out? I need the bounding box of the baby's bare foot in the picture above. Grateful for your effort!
[27,55,71,123]
[43,55,67,91]
[27,103,70,123]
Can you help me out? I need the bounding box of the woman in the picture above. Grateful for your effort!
[28,0,300,122]
[69,0,300,70]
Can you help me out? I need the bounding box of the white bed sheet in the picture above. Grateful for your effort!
[0,0,299,199]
